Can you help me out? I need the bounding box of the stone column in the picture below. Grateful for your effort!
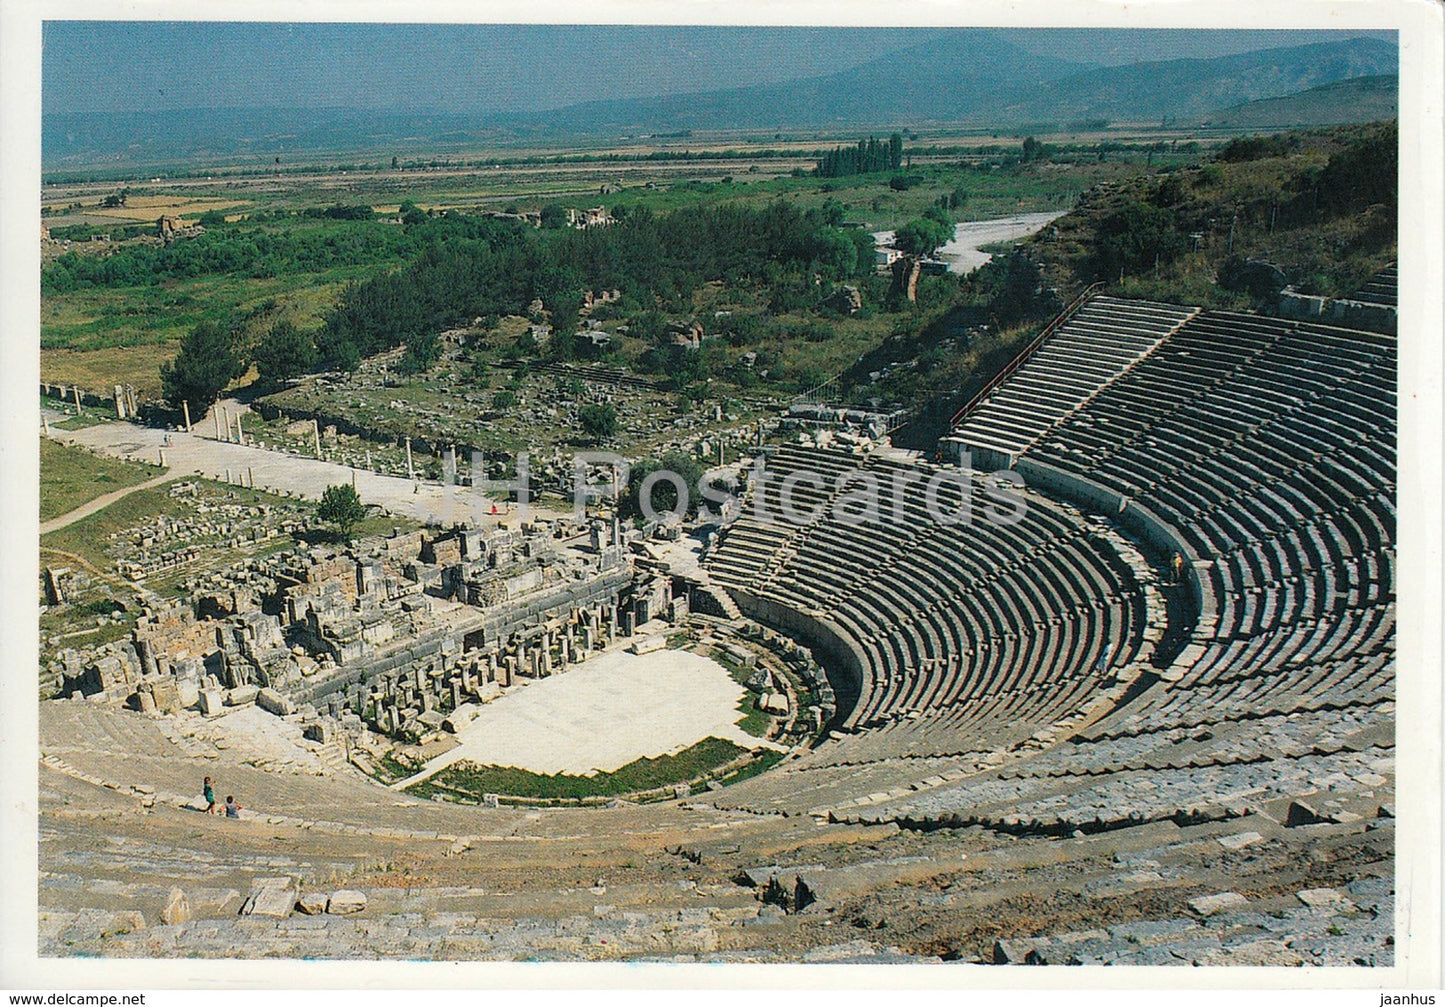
[314,420,322,459]
[214,410,222,440]
[405,437,415,481]
[182,400,192,433]
[235,412,244,444]
[72,386,82,414]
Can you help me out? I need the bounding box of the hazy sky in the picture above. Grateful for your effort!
[42,23,1397,116]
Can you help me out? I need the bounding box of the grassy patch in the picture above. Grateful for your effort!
[735,703,773,738]
[716,651,775,738]
[408,736,751,801]
[40,477,296,573]
[712,748,785,787]
[40,437,165,522]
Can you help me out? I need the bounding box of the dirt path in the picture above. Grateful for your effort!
[873,210,1064,275]
[39,471,176,535]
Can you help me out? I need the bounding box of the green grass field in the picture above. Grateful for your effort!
[406,736,752,802]
[39,437,165,522]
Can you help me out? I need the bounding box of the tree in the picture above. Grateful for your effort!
[317,484,366,541]
[396,331,440,375]
[578,402,618,441]
[539,203,568,229]
[252,319,317,384]
[620,450,705,521]
[893,216,952,256]
[160,320,244,412]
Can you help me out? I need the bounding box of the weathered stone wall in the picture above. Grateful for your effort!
[727,586,865,726]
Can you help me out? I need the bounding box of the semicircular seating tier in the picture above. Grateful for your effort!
[706,302,1395,823]
[866,308,1396,831]
[703,442,1155,814]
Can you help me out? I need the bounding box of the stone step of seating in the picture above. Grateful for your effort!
[951,296,1200,459]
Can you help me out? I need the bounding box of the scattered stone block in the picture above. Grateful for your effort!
[993,938,1036,964]
[198,689,225,716]
[1217,831,1265,851]
[758,693,788,715]
[241,876,298,918]
[108,910,145,935]
[326,890,367,915]
[1189,892,1249,917]
[256,687,294,717]
[177,680,200,709]
[295,892,328,915]
[225,684,260,707]
[160,888,191,925]
[1286,799,1324,827]
[1297,887,1351,909]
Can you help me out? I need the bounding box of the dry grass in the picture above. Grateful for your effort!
[41,345,175,397]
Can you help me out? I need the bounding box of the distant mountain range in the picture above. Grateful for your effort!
[990,36,1397,125]
[499,30,1089,134]
[42,33,1397,169]
[1198,74,1398,129]
[503,33,1397,133]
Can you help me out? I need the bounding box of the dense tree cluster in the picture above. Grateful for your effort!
[1216,134,1295,163]
[43,215,414,292]
[304,200,875,375]
[815,134,904,178]
[252,319,318,386]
